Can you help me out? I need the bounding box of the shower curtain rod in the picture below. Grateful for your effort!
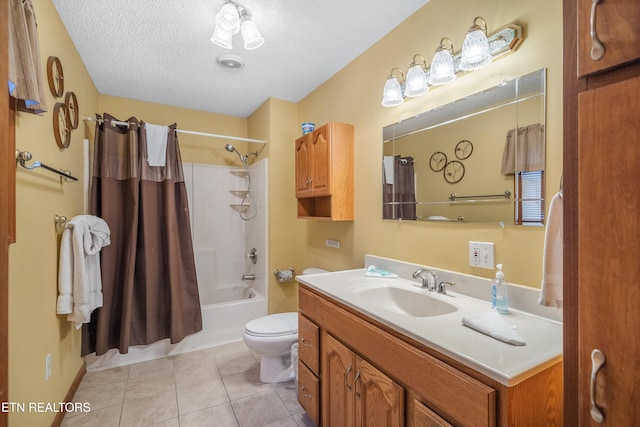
[83,116,267,144]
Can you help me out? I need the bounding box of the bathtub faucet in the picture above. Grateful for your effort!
[242,274,255,281]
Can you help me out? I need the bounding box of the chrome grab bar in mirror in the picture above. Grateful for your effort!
[449,190,511,201]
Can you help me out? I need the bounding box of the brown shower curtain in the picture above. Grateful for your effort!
[383,155,416,220]
[82,113,202,356]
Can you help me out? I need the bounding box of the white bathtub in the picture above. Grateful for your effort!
[84,288,267,372]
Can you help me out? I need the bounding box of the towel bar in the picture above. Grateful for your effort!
[16,150,78,182]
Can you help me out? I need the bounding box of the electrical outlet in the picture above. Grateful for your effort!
[469,241,495,269]
[326,239,341,248]
[45,353,52,381]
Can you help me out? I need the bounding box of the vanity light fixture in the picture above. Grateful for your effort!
[404,54,430,98]
[459,16,492,71]
[428,38,456,86]
[211,1,264,50]
[381,68,405,107]
[380,18,523,107]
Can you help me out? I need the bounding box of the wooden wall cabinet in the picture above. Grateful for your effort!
[295,122,354,220]
[565,0,640,424]
[298,284,562,427]
[577,0,640,78]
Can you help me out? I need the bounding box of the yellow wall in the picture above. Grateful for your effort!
[7,0,561,423]
[248,98,300,313]
[9,1,98,425]
[295,0,562,288]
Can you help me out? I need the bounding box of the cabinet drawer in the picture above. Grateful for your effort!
[298,313,320,375]
[413,399,453,427]
[298,361,320,426]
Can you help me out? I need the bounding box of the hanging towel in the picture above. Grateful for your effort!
[538,192,563,308]
[145,123,169,166]
[57,215,111,329]
[462,310,526,346]
[383,156,395,184]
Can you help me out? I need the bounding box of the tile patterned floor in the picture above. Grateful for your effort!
[61,341,314,427]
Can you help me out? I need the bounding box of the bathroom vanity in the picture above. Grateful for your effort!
[296,257,562,426]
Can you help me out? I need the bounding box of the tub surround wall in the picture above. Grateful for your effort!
[184,159,268,304]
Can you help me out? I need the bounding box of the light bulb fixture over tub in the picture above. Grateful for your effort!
[380,17,523,107]
[211,1,264,50]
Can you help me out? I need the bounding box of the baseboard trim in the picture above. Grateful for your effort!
[50,363,86,427]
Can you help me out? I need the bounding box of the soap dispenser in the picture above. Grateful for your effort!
[491,264,509,314]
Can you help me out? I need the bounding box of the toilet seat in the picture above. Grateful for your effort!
[245,312,298,337]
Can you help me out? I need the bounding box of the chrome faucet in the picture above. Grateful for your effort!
[242,274,255,281]
[412,269,437,291]
[437,281,455,294]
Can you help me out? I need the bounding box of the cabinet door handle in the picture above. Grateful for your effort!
[590,349,606,423]
[354,369,361,399]
[301,338,312,348]
[300,385,313,400]
[345,365,353,391]
[590,0,605,60]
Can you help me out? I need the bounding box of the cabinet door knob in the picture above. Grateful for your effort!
[590,349,606,423]
[301,338,312,347]
[590,0,605,60]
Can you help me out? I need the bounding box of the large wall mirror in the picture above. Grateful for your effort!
[382,68,546,225]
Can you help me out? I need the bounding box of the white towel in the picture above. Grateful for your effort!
[462,310,526,346]
[538,192,563,308]
[145,123,169,167]
[383,156,394,184]
[57,215,111,329]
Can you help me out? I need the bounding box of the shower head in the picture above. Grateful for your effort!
[225,143,246,165]
[224,144,258,166]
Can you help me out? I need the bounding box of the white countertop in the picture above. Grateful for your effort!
[296,268,562,386]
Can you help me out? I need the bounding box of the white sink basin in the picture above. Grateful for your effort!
[349,284,458,318]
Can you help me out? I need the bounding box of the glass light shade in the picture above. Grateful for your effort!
[428,49,456,86]
[404,64,429,97]
[210,25,233,49]
[459,28,492,71]
[216,3,241,34]
[381,77,404,107]
[241,19,264,50]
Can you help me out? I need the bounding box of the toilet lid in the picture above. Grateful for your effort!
[245,312,298,337]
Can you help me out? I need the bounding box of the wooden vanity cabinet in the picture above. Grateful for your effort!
[298,313,320,426]
[323,333,404,427]
[298,284,562,427]
[295,122,354,220]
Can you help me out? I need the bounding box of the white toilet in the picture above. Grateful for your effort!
[243,267,328,383]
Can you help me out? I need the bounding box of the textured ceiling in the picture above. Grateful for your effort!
[52,0,430,118]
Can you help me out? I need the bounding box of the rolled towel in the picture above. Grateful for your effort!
[462,310,526,346]
[365,265,398,278]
